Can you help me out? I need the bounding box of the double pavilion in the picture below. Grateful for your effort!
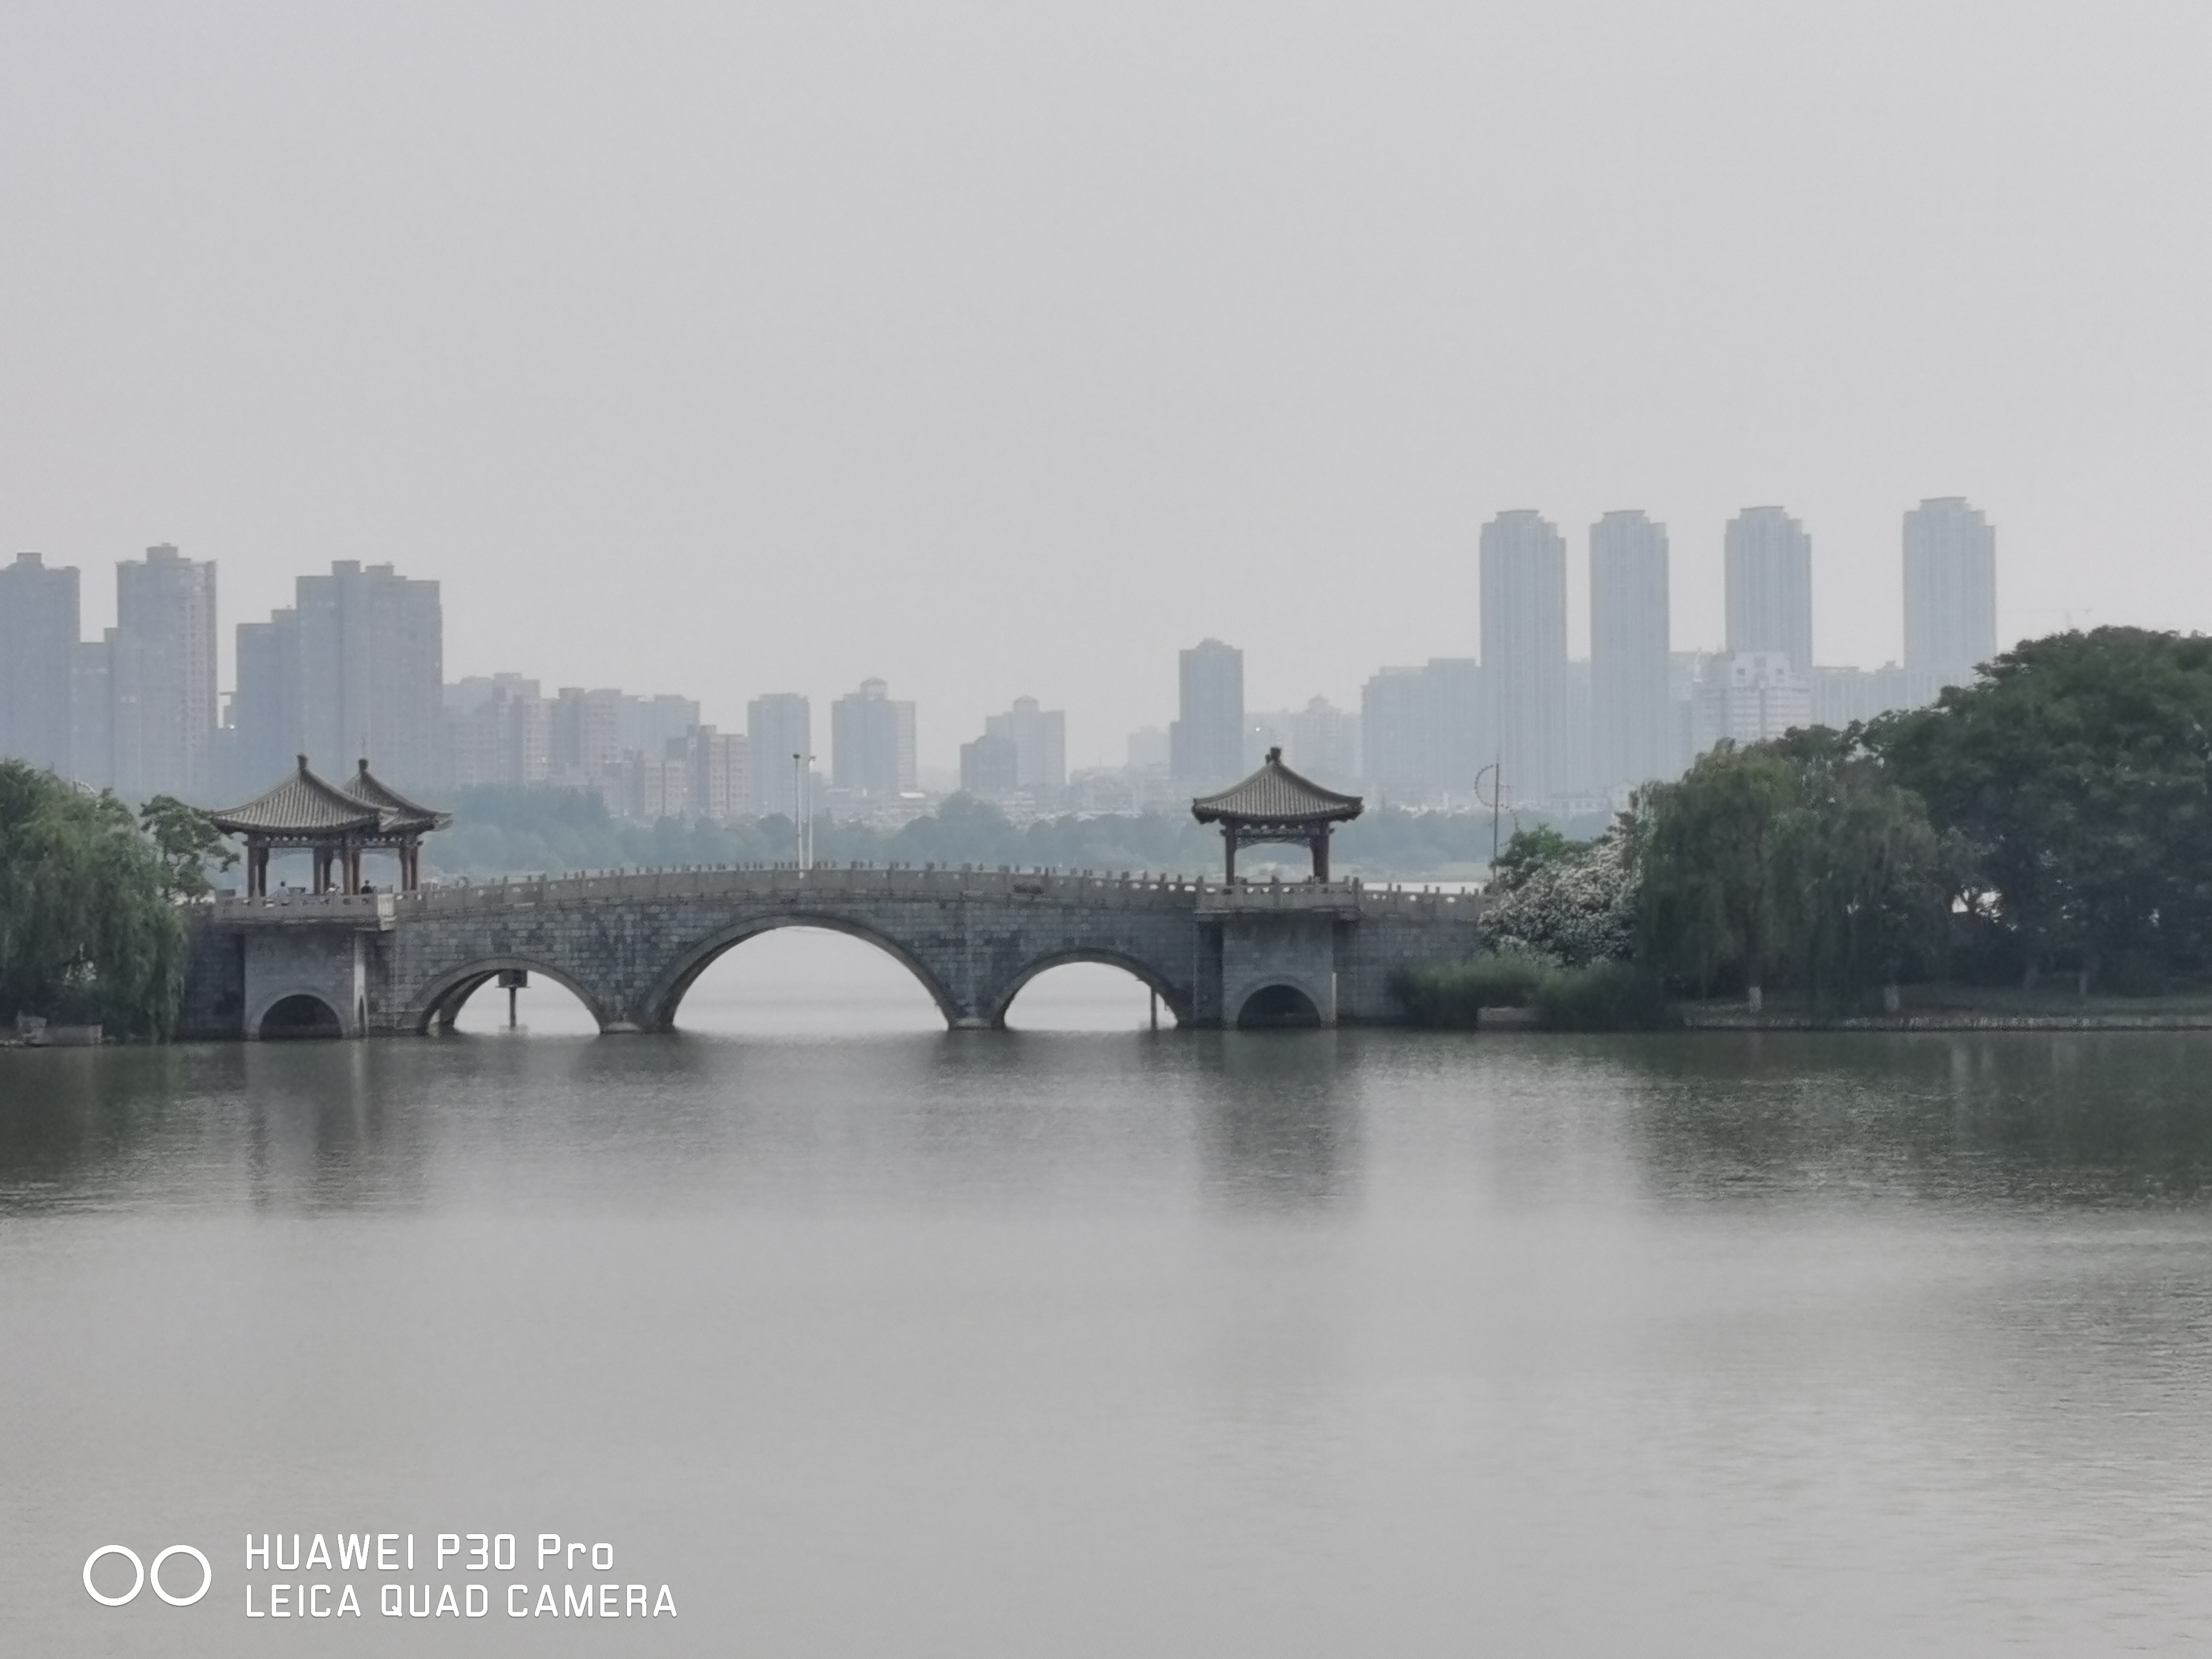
[1190,747,1362,882]
[210,757,451,896]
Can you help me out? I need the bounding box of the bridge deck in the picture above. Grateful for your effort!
[208,865,1481,923]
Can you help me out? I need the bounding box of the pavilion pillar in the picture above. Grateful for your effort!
[1224,834,1238,885]
[1312,830,1330,884]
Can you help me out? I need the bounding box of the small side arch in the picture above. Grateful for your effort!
[1235,979,1327,1030]
[642,914,966,1031]
[250,988,348,1040]
[408,957,614,1035]
[986,949,1192,1029]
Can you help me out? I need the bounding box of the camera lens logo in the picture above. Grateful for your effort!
[83,1544,212,1607]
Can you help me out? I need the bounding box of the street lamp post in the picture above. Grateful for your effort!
[1475,759,1513,876]
[792,751,816,871]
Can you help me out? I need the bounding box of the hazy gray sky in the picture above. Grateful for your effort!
[4,2,2207,768]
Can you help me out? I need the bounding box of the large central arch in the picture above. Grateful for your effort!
[640,913,967,1032]
[986,948,1192,1029]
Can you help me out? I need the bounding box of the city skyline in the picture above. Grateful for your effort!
[1,494,2006,821]
[2,493,2013,778]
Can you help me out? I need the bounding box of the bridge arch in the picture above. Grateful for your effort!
[642,913,966,1032]
[409,957,615,1035]
[1234,978,1327,1030]
[987,949,1191,1029]
[253,990,347,1040]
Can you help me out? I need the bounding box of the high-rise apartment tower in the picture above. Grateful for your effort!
[1724,507,1813,675]
[1170,639,1245,786]
[1902,497,1997,695]
[831,678,917,797]
[110,544,219,801]
[1479,511,1569,803]
[747,693,813,820]
[230,561,443,797]
[1588,511,1672,791]
[977,696,1066,797]
[0,552,81,776]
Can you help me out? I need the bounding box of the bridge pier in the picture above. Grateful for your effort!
[1213,911,1341,1028]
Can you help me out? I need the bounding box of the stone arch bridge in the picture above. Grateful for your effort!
[177,864,1484,1039]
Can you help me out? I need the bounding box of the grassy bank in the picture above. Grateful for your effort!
[1390,954,1676,1032]
[1393,961,2212,1034]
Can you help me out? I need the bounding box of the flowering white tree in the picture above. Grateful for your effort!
[1480,830,1638,967]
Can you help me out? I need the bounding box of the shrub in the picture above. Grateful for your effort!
[1532,960,1677,1031]
[1390,951,1553,1027]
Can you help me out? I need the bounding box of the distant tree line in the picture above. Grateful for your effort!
[426,785,1607,883]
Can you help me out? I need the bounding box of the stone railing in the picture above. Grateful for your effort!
[390,864,1210,911]
[208,865,1484,922]
[211,891,397,929]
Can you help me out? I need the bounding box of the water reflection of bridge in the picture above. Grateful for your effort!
[178,865,1483,1040]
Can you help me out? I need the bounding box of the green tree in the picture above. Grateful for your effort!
[0,763,187,1036]
[138,795,238,900]
[1635,742,1797,1004]
[1871,628,2212,990]
[1485,825,1577,894]
[1768,730,1955,1009]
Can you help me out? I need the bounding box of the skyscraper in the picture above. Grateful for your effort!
[70,638,110,787]
[959,732,1021,796]
[1589,511,1672,791]
[1170,638,1244,786]
[747,693,813,819]
[229,561,443,797]
[444,674,550,788]
[1902,497,1997,695]
[1286,696,1359,788]
[111,544,218,801]
[1359,660,1485,806]
[831,679,917,796]
[226,613,300,796]
[979,695,1067,797]
[0,552,81,774]
[1724,506,1813,674]
[549,688,628,783]
[1479,510,1568,802]
[671,725,749,821]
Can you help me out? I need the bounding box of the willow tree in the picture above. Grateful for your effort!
[1635,742,1798,1005]
[0,763,187,1037]
[1639,732,1954,1010]
[1768,730,1956,1010]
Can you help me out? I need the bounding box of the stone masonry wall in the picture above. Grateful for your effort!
[189,868,1485,1036]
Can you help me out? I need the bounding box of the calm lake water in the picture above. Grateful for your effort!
[6,931,2212,1656]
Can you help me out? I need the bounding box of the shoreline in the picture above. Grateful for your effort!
[1680,1010,2212,1033]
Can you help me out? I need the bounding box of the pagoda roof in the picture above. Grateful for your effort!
[1190,749,1364,825]
[208,756,382,837]
[343,759,452,833]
